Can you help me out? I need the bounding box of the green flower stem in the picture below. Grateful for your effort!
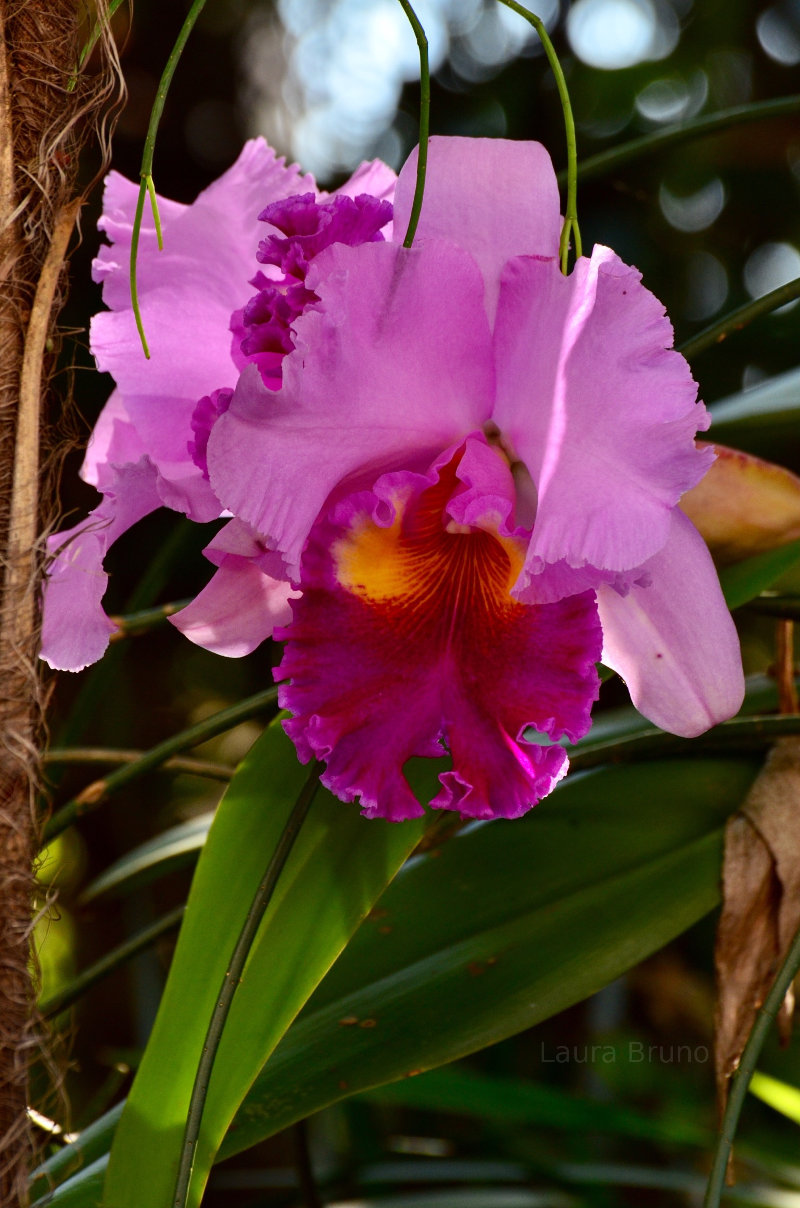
[703,917,800,1208]
[497,0,581,272]
[43,747,232,782]
[42,686,279,845]
[570,713,800,773]
[745,594,800,620]
[40,906,185,1019]
[131,0,208,356]
[146,173,164,250]
[561,94,800,185]
[172,766,321,1208]
[678,275,800,359]
[130,178,151,357]
[397,0,430,248]
[106,598,192,639]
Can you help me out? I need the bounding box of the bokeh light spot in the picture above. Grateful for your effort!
[566,0,674,70]
[756,6,800,66]
[635,70,708,123]
[659,178,726,233]
[744,241,800,313]
[684,251,728,322]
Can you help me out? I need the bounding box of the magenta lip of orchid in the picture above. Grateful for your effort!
[41,135,744,821]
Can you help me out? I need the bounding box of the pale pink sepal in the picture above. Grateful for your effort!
[170,559,297,657]
[597,509,745,737]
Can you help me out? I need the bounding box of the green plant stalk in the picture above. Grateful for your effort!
[172,766,321,1208]
[145,173,163,249]
[397,0,430,248]
[497,0,581,272]
[130,178,151,357]
[130,0,208,356]
[703,917,800,1208]
[107,598,192,639]
[44,747,232,781]
[678,275,800,359]
[40,906,185,1018]
[42,686,279,844]
[563,94,800,185]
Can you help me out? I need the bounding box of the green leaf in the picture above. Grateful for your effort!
[29,1108,120,1205]
[30,1156,106,1208]
[360,1064,710,1146]
[709,367,800,462]
[220,757,759,1158]
[102,720,432,1208]
[80,812,213,903]
[31,756,758,1204]
[750,1071,800,1125]
[720,539,800,610]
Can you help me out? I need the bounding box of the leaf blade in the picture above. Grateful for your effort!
[103,721,431,1208]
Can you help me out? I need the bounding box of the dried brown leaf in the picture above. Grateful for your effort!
[714,738,800,1116]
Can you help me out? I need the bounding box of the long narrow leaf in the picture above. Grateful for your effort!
[220,757,758,1157]
[31,757,758,1205]
[709,367,800,463]
[102,721,432,1208]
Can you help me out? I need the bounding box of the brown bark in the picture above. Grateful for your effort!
[0,2,122,1202]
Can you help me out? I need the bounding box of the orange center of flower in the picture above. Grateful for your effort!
[333,457,526,641]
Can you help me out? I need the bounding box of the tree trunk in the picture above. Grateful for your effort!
[0,3,121,1201]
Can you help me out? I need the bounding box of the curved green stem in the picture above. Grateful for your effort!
[131,0,208,356]
[172,767,321,1208]
[497,0,581,272]
[42,686,279,844]
[44,747,232,781]
[563,94,800,185]
[678,275,800,359]
[703,917,800,1208]
[40,906,185,1018]
[130,178,150,357]
[107,598,191,639]
[397,0,430,248]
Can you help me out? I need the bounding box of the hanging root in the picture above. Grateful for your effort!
[0,1,123,1202]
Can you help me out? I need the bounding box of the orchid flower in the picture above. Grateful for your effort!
[41,140,395,670]
[43,136,744,822]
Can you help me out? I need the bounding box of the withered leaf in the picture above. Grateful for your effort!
[715,738,800,1115]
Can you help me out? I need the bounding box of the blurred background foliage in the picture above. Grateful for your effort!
[39,0,800,1204]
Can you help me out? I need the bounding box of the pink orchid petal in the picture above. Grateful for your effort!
[40,526,118,672]
[202,518,268,565]
[170,558,297,657]
[493,245,712,601]
[332,158,397,204]
[277,445,601,821]
[90,140,315,482]
[597,509,744,737]
[208,239,495,576]
[151,461,222,523]
[80,391,146,491]
[444,431,525,536]
[198,516,289,581]
[41,459,164,671]
[394,137,561,319]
